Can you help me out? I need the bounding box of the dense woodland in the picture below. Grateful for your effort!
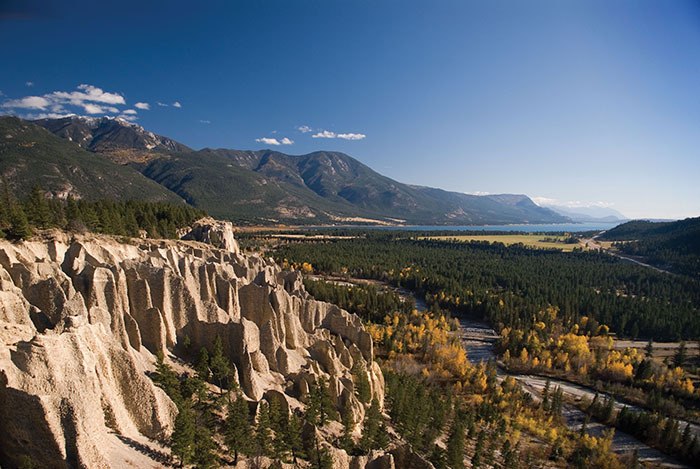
[0,185,204,240]
[275,236,700,340]
[600,217,700,277]
[278,234,700,466]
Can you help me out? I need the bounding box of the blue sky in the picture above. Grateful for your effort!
[2,0,699,219]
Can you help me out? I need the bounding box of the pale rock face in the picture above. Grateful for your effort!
[0,223,384,468]
[181,217,240,253]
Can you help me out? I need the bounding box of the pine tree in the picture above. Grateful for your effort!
[7,204,31,240]
[153,351,183,407]
[196,347,211,381]
[340,403,355,452]
[285,412,305,463]
[446,417,465,469]
[225,393,253,465]
[673,341,687,368]
[255,400,272,457]
[645,339,654,358]
[351,360,371,404]
[25,185,51,228]
[210,336,232,394]
[171,403,196,467]
[193,423,217,469]
[359,398,386,453]
[471,430,486,469]
[269,397,290,461]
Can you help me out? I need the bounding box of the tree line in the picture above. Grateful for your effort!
[274,237,700,340]
[0,184,205,240]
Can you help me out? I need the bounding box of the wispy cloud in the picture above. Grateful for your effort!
[83,103,119,114]
[0,84,182,121]
[199,119,211,124]
[2,96,51,109]
[337,133,365,140]
[25,81,34,87]
[297,125,312,133]
[157,102,168,107]
[256,136,294,146]
[532,197,615,208]
[311,129,366,140]
[1,84,129,117]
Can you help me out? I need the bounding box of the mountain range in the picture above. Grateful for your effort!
[1,115,569,226]
[542,205,627,223]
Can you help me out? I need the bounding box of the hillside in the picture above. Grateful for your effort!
[29,116,569,225]
[0,116,183,203]
[600,217,700,277]
[33,115,191,163]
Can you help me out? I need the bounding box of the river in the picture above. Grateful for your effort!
[454,316,693,467]
[310,274,691,467]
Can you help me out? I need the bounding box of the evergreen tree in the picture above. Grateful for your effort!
[196,347,211,381]
[255,400,272,457]
[268,398,290,461]
[7,204,31,240]
[285,412,305,463]
[673,341,687,368]
[445,417,465,469]
[339,403,355,452]
[225,393,253,465]
[193,423,217,469]
[153,351,183,407]
[359,398,386,453]
[471,430,486,469]
[210,336,232,394]
[25,185,51,228]
[351,360,372,404]
[171,403,196,467]
[645,339,654,358]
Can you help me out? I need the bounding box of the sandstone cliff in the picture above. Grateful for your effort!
[0,221,385,468]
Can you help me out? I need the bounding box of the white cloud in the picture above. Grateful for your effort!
[256,137,281,145]
[311,129,366,140]
[83,104,118,114]
[337,133,366,140]
[199,119,211,124]
[134,102,150,110]
[297,125,312,133]
[172,101,182,108]
[280,137,294,145]
[118,114,138,122]
[533,197,615,208]
[157,102,168,107]
[312,130,337,139]
[122,109,138,115]
[25,81,34,87]
[1,96,50,109]
[469,191,491,196]
[26,112,78,120]
[50,84,125,106]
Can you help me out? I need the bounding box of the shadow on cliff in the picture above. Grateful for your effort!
[114,433,174,467]
[0,374,68,469]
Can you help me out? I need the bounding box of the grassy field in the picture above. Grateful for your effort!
[422,234,581,251]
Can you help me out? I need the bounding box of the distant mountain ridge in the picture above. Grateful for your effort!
[535,203,627,223]
[12,115,570,225]
[0,116,183,202]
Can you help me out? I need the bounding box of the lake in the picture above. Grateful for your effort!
[355,222,624,233]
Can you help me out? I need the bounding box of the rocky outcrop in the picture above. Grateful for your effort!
[181,217,240,253]
[0,221,383,468]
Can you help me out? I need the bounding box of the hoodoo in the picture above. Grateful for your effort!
[0,220,387,468]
